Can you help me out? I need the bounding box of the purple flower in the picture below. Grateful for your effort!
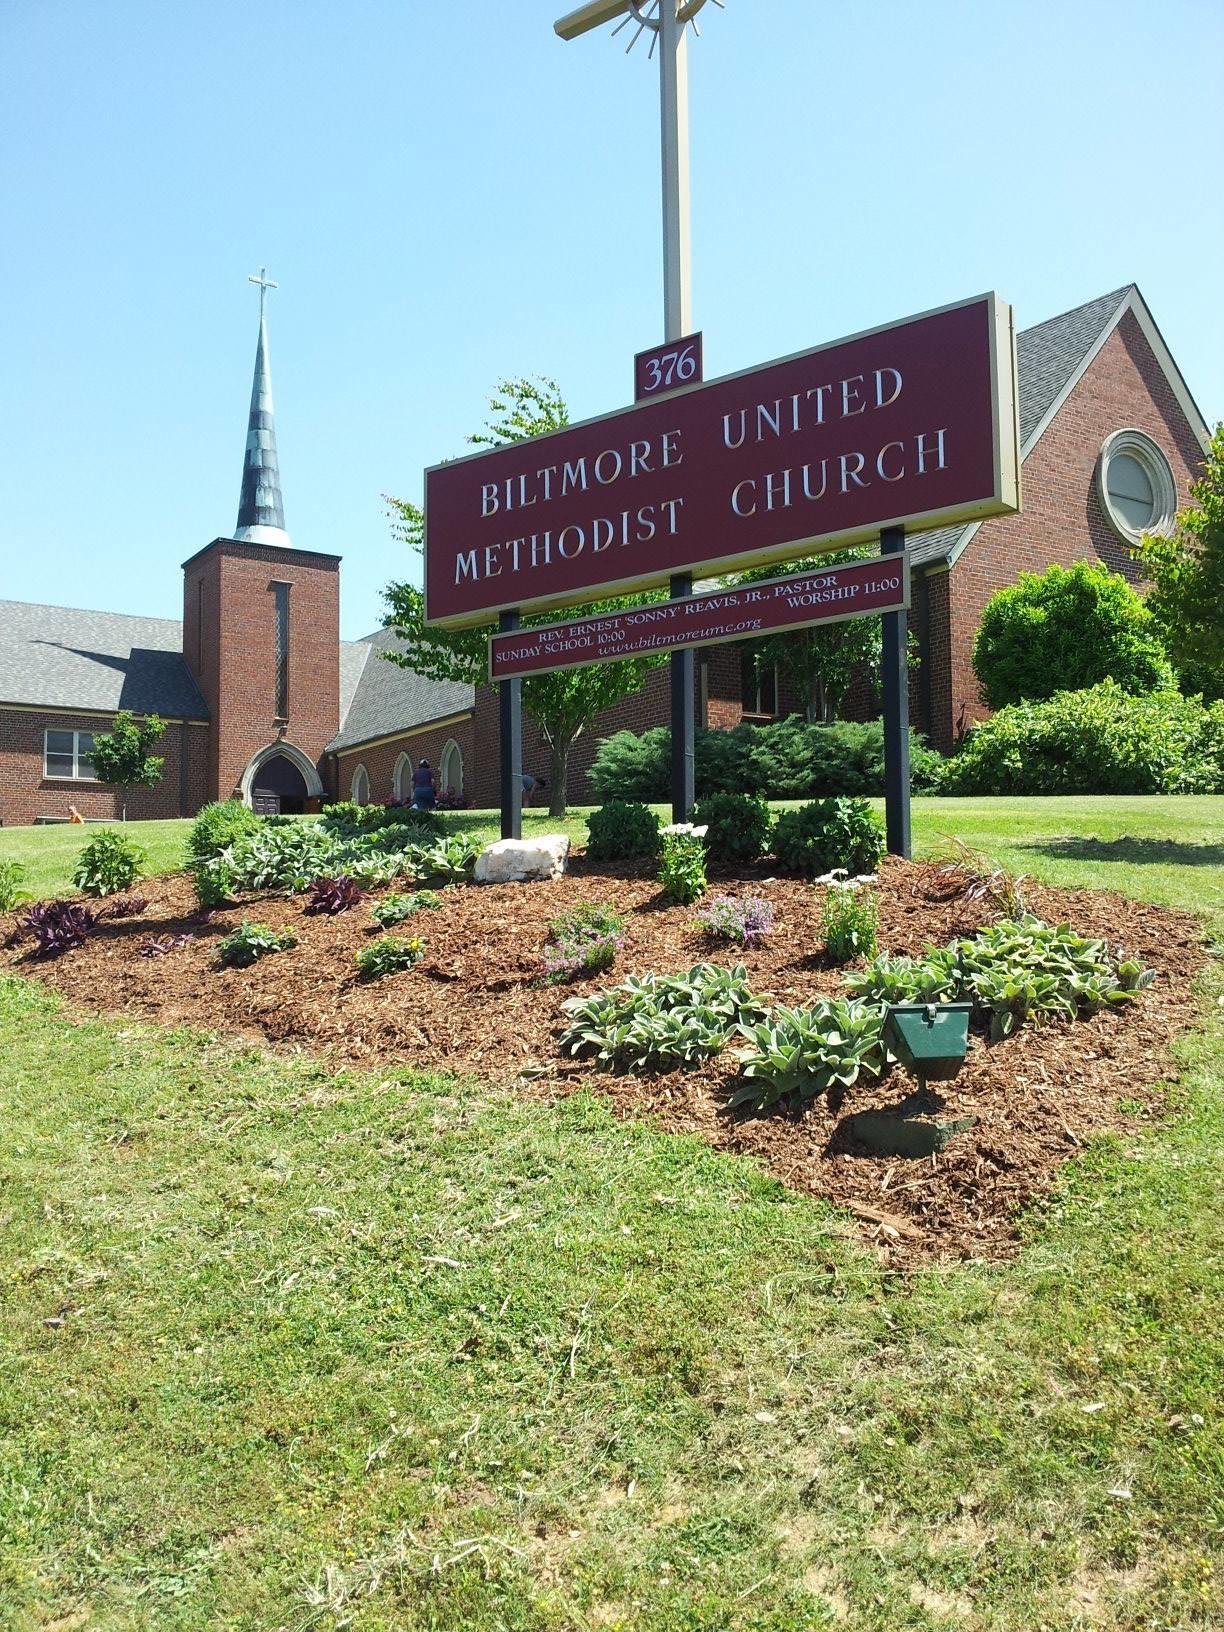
[696,894,775,946]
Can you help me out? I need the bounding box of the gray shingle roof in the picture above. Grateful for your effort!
[329,627,473,752]
[0,601,208,718]
[908,286,1132,569]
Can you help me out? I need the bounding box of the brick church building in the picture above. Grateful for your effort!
[0,283,1210,826]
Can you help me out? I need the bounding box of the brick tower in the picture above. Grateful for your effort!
[182,272,339,811]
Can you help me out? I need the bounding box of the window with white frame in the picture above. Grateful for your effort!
[351,763,370,805]
[1097,429,1177,545]
[44,728,96,781]
[740,649,778,718]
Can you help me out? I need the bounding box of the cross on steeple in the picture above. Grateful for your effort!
[248,266,278,319]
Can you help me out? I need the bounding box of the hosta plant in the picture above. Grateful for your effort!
[370,890,441,928]
[18,899,99,958]
[354,934,425,979]
[217,921,297,969]
[696,894,775,946]
[417,832,481,884]
[732,997,887,1111]
[71,828,145,897]
[307,874,364,915]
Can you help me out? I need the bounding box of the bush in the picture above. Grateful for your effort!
[972,560,1173,710]
[355,934,425,979]
[772,798,884,877]
[589,719,943,803]
[322,801,441,837]
[187,800,262,865]
[542,903,626,982]
[72,828,144,897]
[942,682,1224,795]
[821,877,879,963]
[18,899,98,958]
[0,859,30,913]
[193,857,237,911]
[692,792,772,865]
[696,894,775,945]
[659,825,707,904]
[586,800,661,861]
[217,921,297,969]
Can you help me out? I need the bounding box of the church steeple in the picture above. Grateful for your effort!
[234,268,291,547]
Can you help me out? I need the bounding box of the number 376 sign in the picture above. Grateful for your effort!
[635,332,703,401]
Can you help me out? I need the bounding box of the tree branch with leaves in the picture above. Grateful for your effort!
[383,378,666,817]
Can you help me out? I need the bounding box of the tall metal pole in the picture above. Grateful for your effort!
[499,608,523,840]
[661,3,695,821]
[879,526,912,858]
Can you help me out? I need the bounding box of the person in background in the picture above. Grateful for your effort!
[412,758,437,811]
[521,773,545,806]
[68,805,85,824]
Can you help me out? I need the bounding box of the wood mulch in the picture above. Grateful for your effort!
[2,857,1208,1264]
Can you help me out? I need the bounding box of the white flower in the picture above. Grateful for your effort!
[814,868,849,885]
[662,823,708,839]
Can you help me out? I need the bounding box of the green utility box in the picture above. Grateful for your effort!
[883,1002,973,1082]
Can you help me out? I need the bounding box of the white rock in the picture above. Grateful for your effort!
[474,834,571,885]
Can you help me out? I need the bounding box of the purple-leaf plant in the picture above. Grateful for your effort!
[306,875,364,915]
[18,899,99,958]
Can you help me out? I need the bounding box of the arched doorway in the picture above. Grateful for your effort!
[238,742,325,814]
[439,738,464,799]
[251,752,310,816]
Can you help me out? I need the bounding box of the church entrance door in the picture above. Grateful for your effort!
[251,752,310,816]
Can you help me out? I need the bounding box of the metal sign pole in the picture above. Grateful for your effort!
[499,608,523,840]
[879,526,911,857]
[661,1,696,821]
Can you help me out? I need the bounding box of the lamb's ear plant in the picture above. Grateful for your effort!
[558,962,760,1072]
[731,998,887,1111]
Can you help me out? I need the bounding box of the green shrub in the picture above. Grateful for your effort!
[370,890,441,928]
[821,877,878,963]
[193,857,237,911]
[589,719,943,802]
[322,801,441,837]
[692,792,772,865]
[972,560,1173,710]
[942,682,1224,795]
[186,800,262,865]
[772,798,884,877]
[586,800,661,861]
[354,934,425,979]
[0,860,30,913]
[71,828,145,897]
[217,921,297,968]
[659,825,707,904]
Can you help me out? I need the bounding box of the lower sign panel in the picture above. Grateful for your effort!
[488,553,909,681]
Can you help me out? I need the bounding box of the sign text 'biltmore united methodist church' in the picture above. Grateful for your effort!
[423,294,1020,628]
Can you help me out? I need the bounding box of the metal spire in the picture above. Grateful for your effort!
[234,268,291,547]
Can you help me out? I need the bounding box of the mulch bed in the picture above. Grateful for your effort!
[2,857,1208,1264]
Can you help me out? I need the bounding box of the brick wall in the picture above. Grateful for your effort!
[0,709,208,827]
[182,537,340,801]
[333,715,476,807]
[934,312,1205,749]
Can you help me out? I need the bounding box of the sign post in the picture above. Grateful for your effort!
[879,525,911,857]
[498,609,523,840]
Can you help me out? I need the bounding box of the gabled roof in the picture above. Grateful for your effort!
[0,600,208,719]
[329,627,473,752]
[909,285,1211,570]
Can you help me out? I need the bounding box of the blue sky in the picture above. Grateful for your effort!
[3,0,1221,640]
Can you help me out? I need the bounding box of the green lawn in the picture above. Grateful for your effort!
[0,800,1221,1628]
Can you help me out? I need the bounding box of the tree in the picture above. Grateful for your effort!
[90,710,166,820]
[971,560,1173,711]
[1135,423,1224,702]
[383,377,666,818]
[731,549,887,722]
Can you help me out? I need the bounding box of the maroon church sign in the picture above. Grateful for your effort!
[424,294,1019,629]
[488,553,908,681]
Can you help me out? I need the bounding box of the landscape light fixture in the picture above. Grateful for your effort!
[850,1003,977,1159]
